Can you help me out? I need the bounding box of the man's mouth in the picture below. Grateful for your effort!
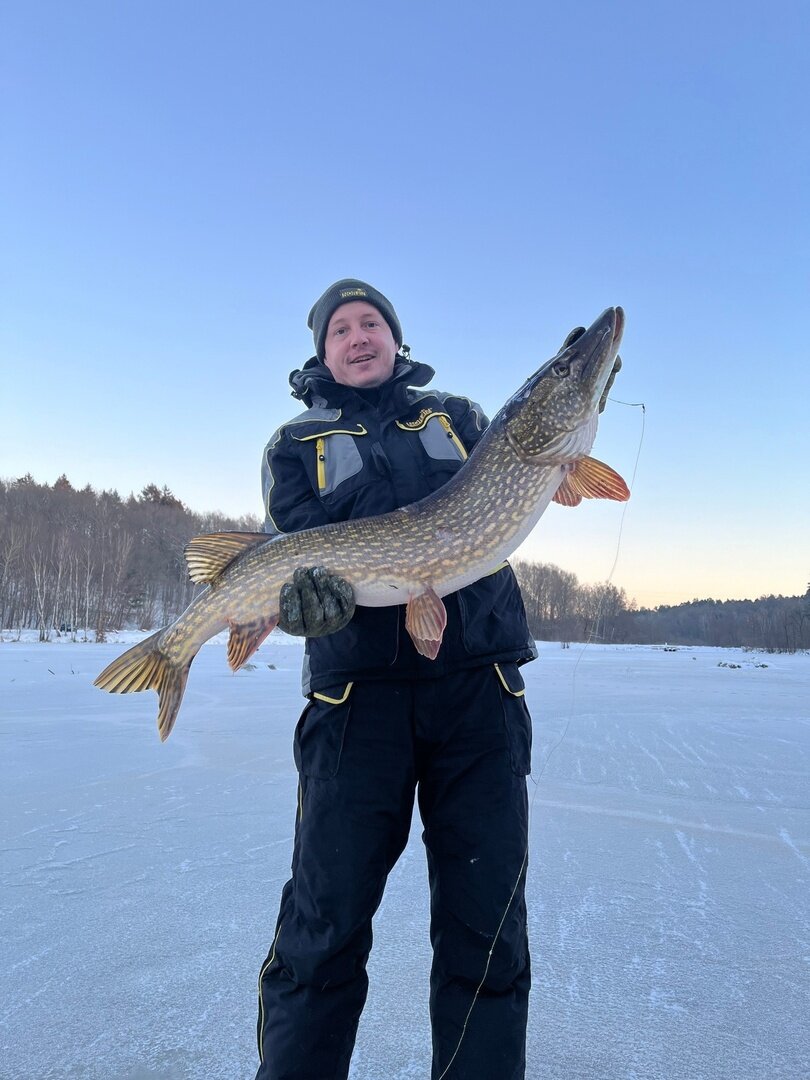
[351,353,376,364]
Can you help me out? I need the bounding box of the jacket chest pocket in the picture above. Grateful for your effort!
[290,426,367,498]
[398,412,468,464]
[311,433,398,521]
[313,433,364,495]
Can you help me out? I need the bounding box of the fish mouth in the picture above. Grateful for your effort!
[596,306,624,352]
[579,306,623,380]
[613,306,625,346]
[502,305,626,421]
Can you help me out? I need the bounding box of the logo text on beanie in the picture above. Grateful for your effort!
[339,288,367,299]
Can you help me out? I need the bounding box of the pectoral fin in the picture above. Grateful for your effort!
[553,456,630,507]
[227,616,279,671]
[405,588,447,660]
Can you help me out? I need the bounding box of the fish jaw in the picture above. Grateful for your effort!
[500,306,623,463]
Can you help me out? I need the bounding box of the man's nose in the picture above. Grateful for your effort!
[351,326,369,347]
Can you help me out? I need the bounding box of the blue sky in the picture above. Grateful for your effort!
[2,0,808,607]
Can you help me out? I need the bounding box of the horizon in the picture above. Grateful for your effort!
[3,468,805,611]
[2,1,808,610]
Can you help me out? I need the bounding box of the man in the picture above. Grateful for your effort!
[255,279,538,1080]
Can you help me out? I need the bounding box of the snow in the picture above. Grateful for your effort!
[2,636,809,1079]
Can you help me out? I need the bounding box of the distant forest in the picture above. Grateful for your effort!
[1,474,808,652]
[511,561,809,653]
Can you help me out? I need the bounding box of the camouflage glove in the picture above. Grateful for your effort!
[278,566,355,637]
[561,325,622,413]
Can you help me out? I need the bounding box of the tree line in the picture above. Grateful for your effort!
[511,560,810,652]
[0,474,261,641]
[1,474,808,652]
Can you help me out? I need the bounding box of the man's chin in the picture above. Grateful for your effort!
[351,366,388,388]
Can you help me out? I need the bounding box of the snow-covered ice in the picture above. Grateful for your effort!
[2,636,808,1079]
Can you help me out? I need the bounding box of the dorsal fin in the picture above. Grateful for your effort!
[185,532,269,585]
[553,456,630,507]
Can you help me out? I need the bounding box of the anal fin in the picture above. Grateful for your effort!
[553,455,630,507]
[405,588,447,660]
[227,616,279,671]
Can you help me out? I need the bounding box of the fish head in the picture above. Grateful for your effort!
[500,306,624,463]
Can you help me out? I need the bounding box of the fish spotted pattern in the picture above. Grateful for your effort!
[95,307,628,739]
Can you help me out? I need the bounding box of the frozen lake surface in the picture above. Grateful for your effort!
[2,635,809,1079]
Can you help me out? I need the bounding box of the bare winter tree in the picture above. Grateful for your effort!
[0,476,261,638]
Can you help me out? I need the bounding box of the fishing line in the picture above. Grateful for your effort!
[602,400,645,588]
[558,399,646,767]
[436,397,646,1080]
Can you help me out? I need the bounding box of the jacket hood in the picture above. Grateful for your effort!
[289,354,436,409]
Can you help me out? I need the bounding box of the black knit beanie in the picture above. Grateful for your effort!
[307,279,402,361]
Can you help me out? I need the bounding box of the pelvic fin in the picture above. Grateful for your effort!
[405,588,447,660]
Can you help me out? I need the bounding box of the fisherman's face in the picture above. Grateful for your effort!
[323,302,398,388]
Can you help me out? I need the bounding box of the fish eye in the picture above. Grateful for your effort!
[552,361,570,377]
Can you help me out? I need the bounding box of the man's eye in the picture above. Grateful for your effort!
[334,327,347,335]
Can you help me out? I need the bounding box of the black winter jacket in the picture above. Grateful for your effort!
[261,355,537,694]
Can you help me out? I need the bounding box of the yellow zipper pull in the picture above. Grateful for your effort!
[437,415,468,460]
[315,437,326,491]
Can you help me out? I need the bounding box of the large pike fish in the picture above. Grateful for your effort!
[95,307,629,740]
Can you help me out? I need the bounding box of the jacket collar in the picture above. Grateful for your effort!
[289,355,436,411]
